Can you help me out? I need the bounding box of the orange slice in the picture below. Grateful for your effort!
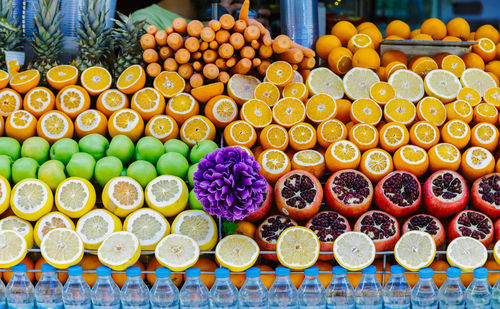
[227,74,261,104]
[180,115,216,147]
[457,87,481,107]
[440,55,466,78]
[305,94,337,124]
[325,140,361,172]
[343,67,380,100]
[190,82,224,103]
[153,71,185,98]
[223,120,257,148]
[379,122,410,152]
[388,69,425,102]
[445,100,473,123]
[253,82,280,107]
[74,109,108,138]
[470,122,499,152]
[37,111,74,144]
[166,93,199,125]
[369,82,395,105]
[46,65,79,90]
[350,98,383,125]
[0,88,22,117]
[347,34,374,52]
[409,121,440,150]
[272,97,306,128]
[0,70,9,89]
[428,143,461,172]
[393,145,429,177]
[416,97,446,127]
[348,123,379,151]
[265,61,293,87]
[23,87,55,118]
[117,65,146,95]
[359,148,394,182]
[473,102,498,124]
[283,82,308,102]
[461,146,495,181]
[257,149,291,184]
[288,122,317,151]
[108,108,145,142]
[384,98,416,125]
[55,85,91,119]
[259,124,289,151]
[484,87,500,107]
[131,87,166,121]
[241,99,273,129]
[80,66,112,96]
[316,119,347,149]
[306,67,344,99]
[291,149,326,179]
[5,110,37,142]
[145,115,179,143]
[204,95,238,128]
[441,119,471,149]
[96,89,129,118]
[10,70,40,94]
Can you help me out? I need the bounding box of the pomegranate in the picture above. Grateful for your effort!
[471,173,500,219]
[423,170,468,218]
[374,171,421,217]
[402,214,446,248]
[324,169,373,218]
[245,182,273,222]
[354,210,400,252]
[495,218,500,242]
[305,211,351,261]
[275,170,323,221]
[448,210,494,247]
[256,214,298,261]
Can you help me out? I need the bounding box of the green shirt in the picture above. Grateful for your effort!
[132,4,190,30]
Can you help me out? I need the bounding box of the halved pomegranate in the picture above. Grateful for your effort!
[471,173,500,219]
[374,171,421,217]
[324,169,373,218]
[305,211,351,261]
[245,181,273,222]
[495,217,500,242]
[354,210,400,252]
[448,210,494,247]
[402,214,446,248]
[275,170,323,221]
[256,214,298,261]
[423,170,468,218]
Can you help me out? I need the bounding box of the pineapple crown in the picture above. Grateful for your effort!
[0,0,23,52]
[0,0,13,22]
[31,0,63,61]
[77,0,112,65]
[112,12,147,53]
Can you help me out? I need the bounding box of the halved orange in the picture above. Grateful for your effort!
[108,108,145,142]
[223,120,257,148]
[288,122,317,151]
[0,70,9,89]
[80,66,112,96]
[348,123,379,151]
[369,82,395,105]
[445,100,473,123]
[117,65,146,95]
[461,146,495,181]
[166,93,199,125]
[265,61,293,87]
[131,87,166,121]
[257,149,291,184]
[472,38,496,62]
[393,144,429,177]
[441,119,471,149]
[96,89,129,118]
[204,95,238,128]
[470,122,499,152]
[291,149,325,179]
[227,74,261,104]
[473,102,498,124]
[154,71,185,98]
[253,82,280,106]
[457,87,481,107]
[180,115,216,147]
[145,115,179,143]
[191,82,225,103]
[484,87,500,107]
[0,116,3,136]
[283,82,308,102]
[325,140,361,172]
[385,61,407,81]
[416,97,446,127]
[305,94,337,124]
[316,119,347,149]
[5,110,37,142]
[384,98,416,125]
[23,87,55,118]
[440,55,466,78]
[74,109,108,138]
[10,70,40,94]
[272,97,306,128]
[379,122,410,153]
[240,99,273,129]
[0,88,22,117]
[347,34,374,53]
[55,85,91,119]
[349,98,382,125]
[409,121,440,150]
[428,143,461,172]
[410,56,438,78]
[259,124,289,151]
[46,65,78,90]
[359,148,394,183]
[37,110,74,144]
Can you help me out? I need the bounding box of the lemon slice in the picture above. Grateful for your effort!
[0,216,34,249]
[171,210,217,251]
[447,236,487,272]
[55,177,96,219]
[333,231,375,271]
[123,208,170,251]
[98,231,141,271]
[145,175,189,217]
[215,234,259,272]
[10,178,53,221]
[102,176,144,218]
[40,228,84,269]
[76,209,122,250]
[0,230,27,268]
[155,234,199,271]
[34,211,75,247]
[394,231,436,271]
[276,226,320,270]
[0,176,11,214]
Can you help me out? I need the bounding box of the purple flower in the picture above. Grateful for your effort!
[193,147,268,221]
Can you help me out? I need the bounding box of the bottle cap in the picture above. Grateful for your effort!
[446,267,461,278]
[362,265,376,274]
[12,263,26,272]
[186,267,201,277]
[275,266,290,276]
[68,265,83,276]
[215,267,230,278]
[96,266,112,277]
[332,266,347,275]
[156,267,171,278]
[390,265,404,274]
[41,263,56,272]
[473,267,488,279]
[418,267,433,279]
[304,266,319,277]
[126,266,141,277]
[245,267,260,277]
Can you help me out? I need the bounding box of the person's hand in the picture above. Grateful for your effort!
[220,0,270,30]
[220,0,242,15]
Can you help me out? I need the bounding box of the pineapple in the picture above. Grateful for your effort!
[74,0,111,71]
[0,0,23,70]
[29,0,63,78]
[112,12,147,79]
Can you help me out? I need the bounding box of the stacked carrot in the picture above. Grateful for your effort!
[140,0,315,91]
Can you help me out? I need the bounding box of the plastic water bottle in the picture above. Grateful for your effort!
[121,266,149,309]
[466,267,491,308]
[383,265,411,309]
[179,267,209,309]
[326,266,354,309]
[492,268,500,308]
[6,263,34,309]
[269,266,298,308]
[411,267,438,309]
[92,266,121,309]
[439,267,465,308]
[239,267,268,308]
[0,276,5,309]
[354,265,383,309]
[63,265,91,309]
[150,267,179,309]
[298,266,326,308]
[35,263,63,309]
[209,267,238,308]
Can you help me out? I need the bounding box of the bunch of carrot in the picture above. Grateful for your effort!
[140,0,315,91]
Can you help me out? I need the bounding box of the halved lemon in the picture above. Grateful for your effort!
[102,176,144,218]
[460,68,497,96]
[55,177,96,219]
[123,208,170,251]
[306,67,344,99]
[493,240,500,266]
[446,236,487,272]
[155,234,199,271]
[424,69,462,103]
[0,175,11,214]
[171,210,218,251]
[10,178,53,221]
[0,230,27,268]
[215,234,259,272]
[276,226,320,270]
[97,231,141,271]
[145,175,188,217]
[394,231,436,271]
[34,211,75,247]
[76,209,122,250]
[0,216,34,249]
[388,69,425,102]
[343,67,380,100]
[333,231,375,271]
[40,228,84,269]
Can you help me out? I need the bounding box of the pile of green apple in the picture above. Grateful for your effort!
[0,135,219,210]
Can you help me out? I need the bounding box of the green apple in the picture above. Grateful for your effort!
[127,160,157,188]
[135,137,165,164]
[78,133,109,161]
[0,155,12,181]
[94,156,123,187]
[156,152,189,178]
[38,160,66,191]
[12,157,39,183]
[0,137,21,160]
[189,189,204,210]
[50,138,79,165]
[21,137,50,165]
[106,135,135,165]
[164,139,190,157]
[66,152,96,180]
[187,163,198,188]
[189,140,218,164]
